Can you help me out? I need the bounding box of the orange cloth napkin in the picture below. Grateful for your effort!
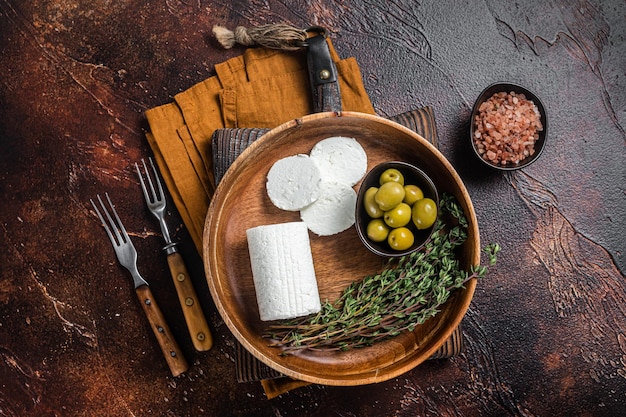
[145,39,375,253]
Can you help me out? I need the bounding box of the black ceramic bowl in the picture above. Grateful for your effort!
[355,161,439,257]
[470,82,547,171]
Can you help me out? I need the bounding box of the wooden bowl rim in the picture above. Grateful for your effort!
[203,111,480,385]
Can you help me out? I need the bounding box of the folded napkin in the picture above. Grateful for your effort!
[145,38,375,253]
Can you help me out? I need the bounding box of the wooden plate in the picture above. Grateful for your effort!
[203,111,480,385]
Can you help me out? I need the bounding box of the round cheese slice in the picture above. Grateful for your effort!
[300,181,357,236]
[246,222,321,321]
[266,154,322,211]
[309,136,367,186]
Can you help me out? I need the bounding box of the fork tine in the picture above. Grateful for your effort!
[137,157,172,244]
[103,193,130,245]
[136,158,162,204]
[90,195,116,245]
[92,193,129,246]
[135,160,152,203]
[148,157,165,201]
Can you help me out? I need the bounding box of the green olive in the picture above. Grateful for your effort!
[383,202,411,228]
[363,186,384,218]
[366,218,390,242]
[379,168,405,186]
[403,184,424,205]
[412,197,438,230]
[374,181,405,211]
[387,227,414,251]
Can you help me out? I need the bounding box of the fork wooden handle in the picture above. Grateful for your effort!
[135,285,189,377]
[167,252,214,351]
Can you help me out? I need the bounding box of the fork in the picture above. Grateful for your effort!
[136,158,213,352]
[91,193,189,377]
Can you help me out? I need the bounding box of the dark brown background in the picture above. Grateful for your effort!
[1,1,624,416]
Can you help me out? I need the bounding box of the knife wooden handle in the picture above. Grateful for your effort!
[136,285,189,377]
[167,252,214,351]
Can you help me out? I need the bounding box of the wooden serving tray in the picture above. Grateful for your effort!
[205,110,479,386]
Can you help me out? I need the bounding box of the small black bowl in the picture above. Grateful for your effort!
[470,82,547,171]
[355,161,439,257]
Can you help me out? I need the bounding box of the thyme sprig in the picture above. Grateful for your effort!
[264,193,500,353]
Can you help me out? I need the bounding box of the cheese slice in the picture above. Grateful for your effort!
[246,222,321,321]
[266,154,321,211]
[309,136,367,186]
[300,181,357,236]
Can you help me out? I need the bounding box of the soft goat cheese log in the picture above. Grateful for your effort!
[246,222,321,321]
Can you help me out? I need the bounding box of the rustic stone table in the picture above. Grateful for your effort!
[1,1,624,416]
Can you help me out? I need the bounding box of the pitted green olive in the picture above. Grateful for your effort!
[363,187,384,218]
[383,202,411,228]
[366,219,390,242]
[379,168,404,186]
[387,227,414,251]
[403,184,424,205]
[374,182,405,211]
[412,197,437,230]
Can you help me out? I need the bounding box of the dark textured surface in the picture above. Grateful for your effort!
[1,1,624,416]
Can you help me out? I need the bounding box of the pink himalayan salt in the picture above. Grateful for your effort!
[473,91,543,166]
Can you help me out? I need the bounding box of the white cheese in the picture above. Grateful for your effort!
[300,181,357,236]
[266,154,322,211]
[265,136,367,236]
[246,222,321,321]
[309,136,367,186]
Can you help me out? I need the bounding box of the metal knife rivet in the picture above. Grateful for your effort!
[177,273,185,282]
[319,69,330,80]
[170,351,177,357]
[197,332,205,341]
[157,326,164,333]
[145,299,151,305]
[185,297,194,306]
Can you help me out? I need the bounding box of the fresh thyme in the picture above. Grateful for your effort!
[264,193,500,353]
